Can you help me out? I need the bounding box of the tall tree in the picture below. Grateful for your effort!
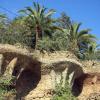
[19,2,58,49]
[63,23,96,54]
[83,43,100,60]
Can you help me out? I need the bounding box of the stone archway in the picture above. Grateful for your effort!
[0,44,90,99]
[40,58,84,97]
[42,59,83,88]
[0,44,41,99]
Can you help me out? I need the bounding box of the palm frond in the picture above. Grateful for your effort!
[45,9,56,18]
[71,23,81,38]
[78,29,91,38]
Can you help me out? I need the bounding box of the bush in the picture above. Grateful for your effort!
[0,76,16,99]
[52,80,77,100]
[37,31,69,52]
[0,33,33,47]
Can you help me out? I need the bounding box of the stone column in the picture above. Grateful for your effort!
[0,54,3,75]
[4,57,17,77]
[62,67,68,87]
[50,70,56,89]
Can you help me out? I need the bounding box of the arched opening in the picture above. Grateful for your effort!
[72,73,100,97]
[15,68,41,99]
[13,60,41,99]
[0,51,41,99]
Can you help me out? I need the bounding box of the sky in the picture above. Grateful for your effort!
[0,0,100,43]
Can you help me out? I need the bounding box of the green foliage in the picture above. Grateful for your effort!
[0,2,99,60]
[81,44,100,60]
[0,76,16,99]
[66,23,96,53]
[0,33,32,47]
[57,12,72,29]
[96,49,100,60]
[0,15,33,47]
[37,37,53,51]
[52,81,77,100]
[19,2,57,49]
[0,13,7,30]
[37,30,69,51]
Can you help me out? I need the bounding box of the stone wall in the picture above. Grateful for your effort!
[0,44,94,100]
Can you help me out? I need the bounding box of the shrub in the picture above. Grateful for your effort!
[0,33,33,47]
[0,76,16,99]
[52,80,77,100]
[37,31,69,52]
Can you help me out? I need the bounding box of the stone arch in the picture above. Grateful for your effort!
[0,44,41,99]
[43,59,84,96]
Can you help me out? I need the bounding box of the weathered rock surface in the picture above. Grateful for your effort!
[87,92,100,100]
[0,44,29,55]
[75,73,100,100]
[0,44,100,100]
[0,44,84,100]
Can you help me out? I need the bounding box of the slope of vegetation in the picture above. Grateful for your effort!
[0,2,99,60]
[0,2,100,99]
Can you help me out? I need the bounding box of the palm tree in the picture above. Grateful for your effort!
[83,43,100,60]
[65,23,96,54]
[19,2,58,49]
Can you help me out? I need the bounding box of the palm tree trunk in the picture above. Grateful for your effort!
[35,30,38,50]
[35,25,42,50]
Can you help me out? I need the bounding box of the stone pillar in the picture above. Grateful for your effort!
[0,54,3,75]
[62,67,68,87]
[68,71,75,87]
[4,57,18,77]
[50,70,56,89]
